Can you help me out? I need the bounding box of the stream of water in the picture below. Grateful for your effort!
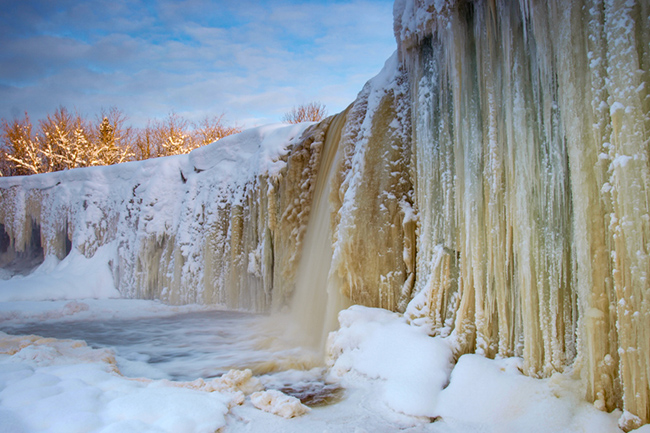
[1,310,320,382]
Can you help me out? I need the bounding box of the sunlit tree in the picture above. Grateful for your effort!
[1,113,41,176]
[1,108,242,174]
[93,107,134,165]
[192,115,242,147]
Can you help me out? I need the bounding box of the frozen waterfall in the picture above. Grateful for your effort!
[0,0,648,428]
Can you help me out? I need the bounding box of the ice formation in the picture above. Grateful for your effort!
[394,0,650,428]
[0,0,649,428]
[0,124,313,311]
[250,389,311,418]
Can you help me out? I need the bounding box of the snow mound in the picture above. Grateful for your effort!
[0,244,119,302]
[436,354,622,433]
[326,305,453,417]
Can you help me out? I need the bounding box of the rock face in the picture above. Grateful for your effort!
[1,0,649,425]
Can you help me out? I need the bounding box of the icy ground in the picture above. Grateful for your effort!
[0,260,631,433]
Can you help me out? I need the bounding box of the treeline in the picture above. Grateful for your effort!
[0,107,242,177]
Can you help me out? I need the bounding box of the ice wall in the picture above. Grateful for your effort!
[395,0,649,428]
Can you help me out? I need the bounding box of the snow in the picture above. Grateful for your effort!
[0,332,233,433]
[0,281,627,433]
[327,305,453,417]
[436,355,621,433]
[0,244,119,302]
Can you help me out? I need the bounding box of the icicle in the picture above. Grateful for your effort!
[402,0,649,425]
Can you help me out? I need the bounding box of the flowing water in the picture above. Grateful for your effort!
[0,310,321,382]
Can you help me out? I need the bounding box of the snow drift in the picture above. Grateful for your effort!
[1,0,649,428]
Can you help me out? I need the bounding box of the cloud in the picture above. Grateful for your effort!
[0,0,396,128]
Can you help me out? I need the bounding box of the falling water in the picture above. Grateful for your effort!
[289,110,351,349]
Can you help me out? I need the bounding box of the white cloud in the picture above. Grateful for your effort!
[0,0,396,128]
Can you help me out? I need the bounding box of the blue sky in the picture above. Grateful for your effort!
[0,0,396,128]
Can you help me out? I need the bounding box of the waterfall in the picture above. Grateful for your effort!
[0,0,648,427]
[289,110,352,349]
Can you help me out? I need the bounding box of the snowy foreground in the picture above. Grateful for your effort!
[0,268,628,433]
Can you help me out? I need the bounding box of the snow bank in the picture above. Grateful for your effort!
[436,354,622,433]
[0,332,235,433]
[326,305,625,432]
[0,243,119,302]
[327,305,453,417]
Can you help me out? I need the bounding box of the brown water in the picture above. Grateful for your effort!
[0,309,342,406]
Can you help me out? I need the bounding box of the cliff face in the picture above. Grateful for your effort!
[0,0,648,426]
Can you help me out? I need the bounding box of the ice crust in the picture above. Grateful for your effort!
[0,332,234,433]
[250,389,310,418]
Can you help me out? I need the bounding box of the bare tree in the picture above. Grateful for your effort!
[191,115,242,146]
[133,123,157,161]
[133,113,188,159]
[282,102,327,124]
[133,112,242,159]
[1,113,41,176]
